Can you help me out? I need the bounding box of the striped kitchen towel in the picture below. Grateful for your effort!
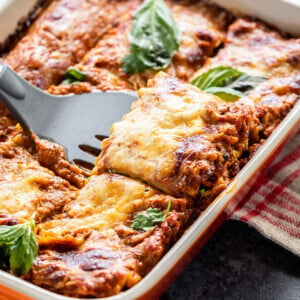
[227,129,300,256]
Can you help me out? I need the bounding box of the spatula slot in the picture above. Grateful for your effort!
[79,144,101,157]
[73,159,94,171]
[95,134,108,141]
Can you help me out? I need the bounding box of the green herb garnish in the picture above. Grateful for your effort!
[191,66,266,101]
[62,67,88,85]
[199,188,206,200]
[0,220,38,275]
[131,199,172,231]
[122,0,181,74]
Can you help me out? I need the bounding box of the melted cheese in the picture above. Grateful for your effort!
[49,0,230,94]
[95,72,240,198]
[0,167,41,220]
[0,143,76,222]
[192,19,300,83]
[3,0,139,89]
[37,173,159,244]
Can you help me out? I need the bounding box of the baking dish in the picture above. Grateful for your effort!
[0,0,37,43]
[213,0,300,35]
[0,0,299,299]
[0,0,48,53]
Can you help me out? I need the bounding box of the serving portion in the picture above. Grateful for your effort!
[0,0,299,298]
[29,172,193,297]
[96,72,258,201]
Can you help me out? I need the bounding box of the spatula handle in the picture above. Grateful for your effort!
[0,64,26,99]
[0,64,30,133]
[0,63,44,136]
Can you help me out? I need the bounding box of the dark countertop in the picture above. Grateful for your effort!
[161,220,300,300]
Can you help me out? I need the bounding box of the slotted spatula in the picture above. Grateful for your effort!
[0,64,136,166]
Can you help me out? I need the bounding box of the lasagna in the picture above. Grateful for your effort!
[2,0,139,89]
[95,72,259,201]
[0,128,77,224]
[29,173,194,297]
[48,0,232,94]
[0,0,299,298]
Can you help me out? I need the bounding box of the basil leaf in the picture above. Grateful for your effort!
[0,221,38,275]
[130,208,163,231]
[191,66,243,90]
[122,0,181,74]
[191,66,266,101]
[62,67,88,85]
[131,199,172,231]
[0,226,24,244]
[199,188,206,200]
[204,87,244,101]
[227,74,266,92]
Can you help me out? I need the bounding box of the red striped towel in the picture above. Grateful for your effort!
[226,130,300,256]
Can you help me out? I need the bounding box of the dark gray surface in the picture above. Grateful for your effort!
[161,220,300,300]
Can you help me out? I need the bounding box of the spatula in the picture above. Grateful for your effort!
[0,64,137,166]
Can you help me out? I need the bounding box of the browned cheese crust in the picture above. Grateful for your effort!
[48,0,232,94]
[193,18,300,78]
[95,72,259,201]
[3,0,138,89]
[192,18,300,141]
[0,128,77,225]
[27,173,194,298]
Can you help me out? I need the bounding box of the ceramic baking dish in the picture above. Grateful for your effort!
[0,0,38,47]
[213,0,300,35]
[0,0,299,299]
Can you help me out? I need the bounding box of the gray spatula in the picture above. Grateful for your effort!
[0,64,136,167]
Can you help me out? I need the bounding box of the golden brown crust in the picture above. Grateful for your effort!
[192,18,300,141]
[49,0,143,94]
[0,135,77,224]
[36,173,193,245]
[49,0,232,94]
[95,72,259,199]
[28,173,193,298]
[35,138,88,188]
[192,18,300,79]
[248,74,300,140]
[3,0,135,89]
[28,230,142,298]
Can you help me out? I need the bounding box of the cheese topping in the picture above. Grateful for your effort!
[37,173,158,245]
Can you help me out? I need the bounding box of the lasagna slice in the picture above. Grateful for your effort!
[193,18,300,79]
[0,102,77,225]
[2,0,136,89]
[49,0,231,94]
[28,173,193,298]
[95,72,259,200]
[192,18,300,139]
[0,134,77,225]
[247,74,299,140]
